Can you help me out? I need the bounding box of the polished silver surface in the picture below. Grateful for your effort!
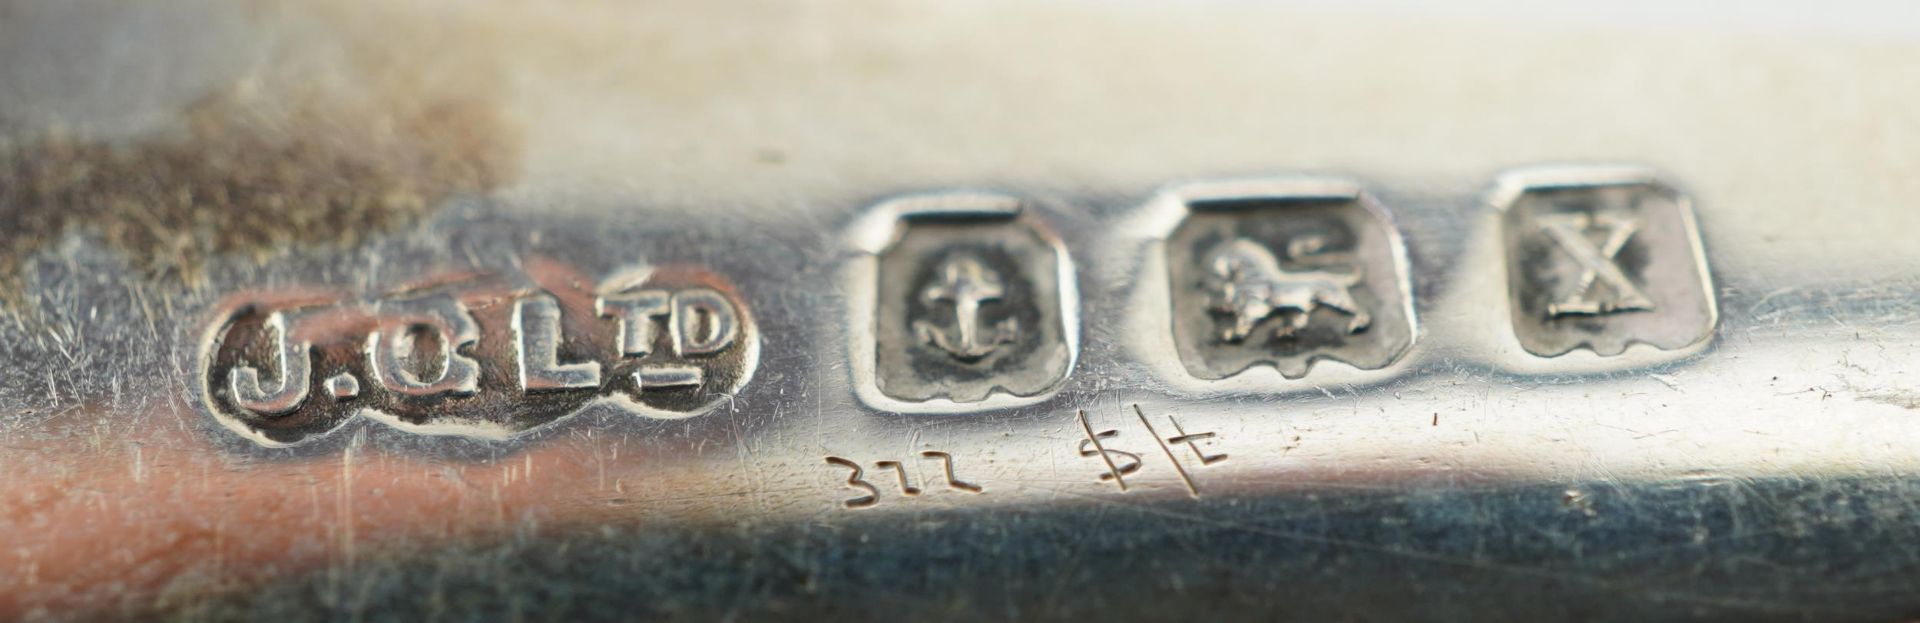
[2,1,1920,621]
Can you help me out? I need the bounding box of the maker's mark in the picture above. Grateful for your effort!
[193,262,758,447]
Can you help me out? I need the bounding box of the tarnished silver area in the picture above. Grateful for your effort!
[192,264,757,446]
[1494,166,1717,358]
[1158,179,1416,380]
[850,192,1076,408]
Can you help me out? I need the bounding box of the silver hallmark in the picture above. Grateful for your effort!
[854,192,1076,407]
[912,253,1019,361]
[193,262,758,446]
[1160,178,1416,380]
[1494,166,1717,357]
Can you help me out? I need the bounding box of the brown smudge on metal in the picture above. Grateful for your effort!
[0,2,523,301]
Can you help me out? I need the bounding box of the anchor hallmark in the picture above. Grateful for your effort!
[913,253,1019,362]
[861,191,1075,406]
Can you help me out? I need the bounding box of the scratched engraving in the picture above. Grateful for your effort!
[192,262,757,446]
[1495,167,1717,356]
[921,451,986,493]
[1163,179,1416,380]
[1076,406,1227,497]
[825,457,882,509]
[869,194,1074,403]
[824,451,984,509]
[1075,410,1143,491]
